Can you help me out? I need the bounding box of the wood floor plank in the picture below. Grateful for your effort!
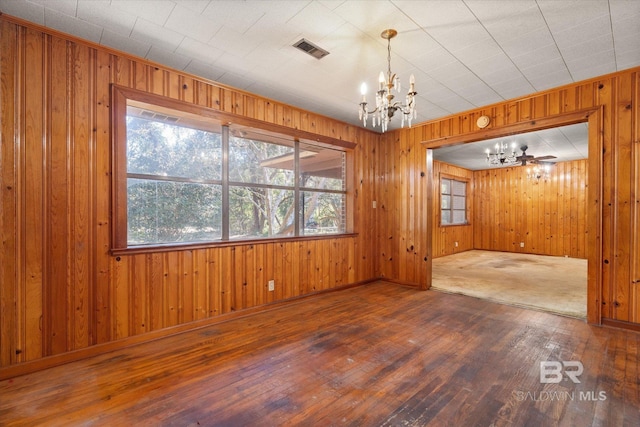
[0,281,639,426]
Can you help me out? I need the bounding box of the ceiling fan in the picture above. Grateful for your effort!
[516,145,556,166]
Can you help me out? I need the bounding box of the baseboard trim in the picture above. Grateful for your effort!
[0,278,379,381]
[379,277,424,289]
[601,318,640,333]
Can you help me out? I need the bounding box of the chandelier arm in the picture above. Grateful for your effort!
[360,104,381,115]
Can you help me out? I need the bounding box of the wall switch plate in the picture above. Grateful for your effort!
[268,280,275,291]
[520,242,525,248]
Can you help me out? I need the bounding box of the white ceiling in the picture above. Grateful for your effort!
[1,0,638,167]
[432,122,588,170]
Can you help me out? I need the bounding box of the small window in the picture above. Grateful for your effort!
[441,177,468,226]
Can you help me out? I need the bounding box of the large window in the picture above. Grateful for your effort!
[112,86,351,251]
[440,177,468,226]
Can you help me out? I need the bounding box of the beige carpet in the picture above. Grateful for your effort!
[431,250,587,319]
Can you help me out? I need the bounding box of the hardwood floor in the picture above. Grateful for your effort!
[0,281,638,426]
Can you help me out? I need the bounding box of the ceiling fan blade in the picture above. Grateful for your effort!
[532,155,557,161]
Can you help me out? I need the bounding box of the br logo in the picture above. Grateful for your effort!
[540,361,584,384]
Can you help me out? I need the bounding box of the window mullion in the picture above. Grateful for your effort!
[222,126,230,240]
[294,140,300,236]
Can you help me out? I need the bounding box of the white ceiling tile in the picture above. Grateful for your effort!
[184,58,226,82]
[315,22,360,52]
[538,0,610,32]
[211,51,260,77]
[520,56,567,76]
[111,1,175,26]
[491,77,536,100]
[175,0,211,15]
[3,0,640,131]
[615,33,640,58]
[215,72,256,91]
[165,4,221,43]
[511,44,561,70]
[286,1,345,39]
[145,45,191,71]
[100,29,150,58]
[528,68,573,91]
[201,1,279,35]
[427,61,474,83]
[209,25,264,57]
[498,28,556,57]
[429,24,491,53]
[568,53,617,81]
[465,92,503,108]
[417,103,452,121]
[178,37,224,64]
[467,1,543,38]
[243,1,308,39]
[551,15,613,51]
[44,7,102,43]
[411,47,459,74]
[77,1,136,37]
[30,0,77,17]
[467,54,518,80]
[333,0,414,38]
[451,39,504,65]
[131,18,184,52]
[610,0,640,19]
[0,0,45,24]
[395,0,473,28]
[559,33,614,64]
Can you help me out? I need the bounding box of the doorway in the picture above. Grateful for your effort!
[423,108,603,323]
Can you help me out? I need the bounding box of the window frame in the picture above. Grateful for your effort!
[439,173,470,227]
[111,85,355,254]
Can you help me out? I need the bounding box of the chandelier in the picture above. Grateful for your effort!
[358,29,417,132]
[485,141,518,166]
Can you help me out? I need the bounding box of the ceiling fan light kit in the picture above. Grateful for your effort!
[358,29,417,132]
[485,143,557,169]
[527,164,552,182]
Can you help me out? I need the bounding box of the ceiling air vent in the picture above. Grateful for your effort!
[293,38,330,59]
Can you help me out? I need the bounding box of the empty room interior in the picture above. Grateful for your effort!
[1,1,639,425]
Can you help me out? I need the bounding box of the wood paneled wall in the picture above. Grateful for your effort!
[380,64,640,327]
[0,16,379,373]
[375,128,430,286]
[1,13,639,375]
[473,159,587,259]
[432,161,474,258]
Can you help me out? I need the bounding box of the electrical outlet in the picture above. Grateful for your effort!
[372,200,377,209]
[520,242,525,248]
[454,241,458,247]
[268,280,275,291]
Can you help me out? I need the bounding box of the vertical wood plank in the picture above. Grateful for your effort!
[0,21,20,366]
[23,27,44,361]
[47,35,71,356]
[94,49,113,345]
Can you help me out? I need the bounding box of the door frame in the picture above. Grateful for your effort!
[422,107,603,324]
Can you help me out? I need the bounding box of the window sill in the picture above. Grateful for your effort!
[110,233,358,257]
[439,222,471,228]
